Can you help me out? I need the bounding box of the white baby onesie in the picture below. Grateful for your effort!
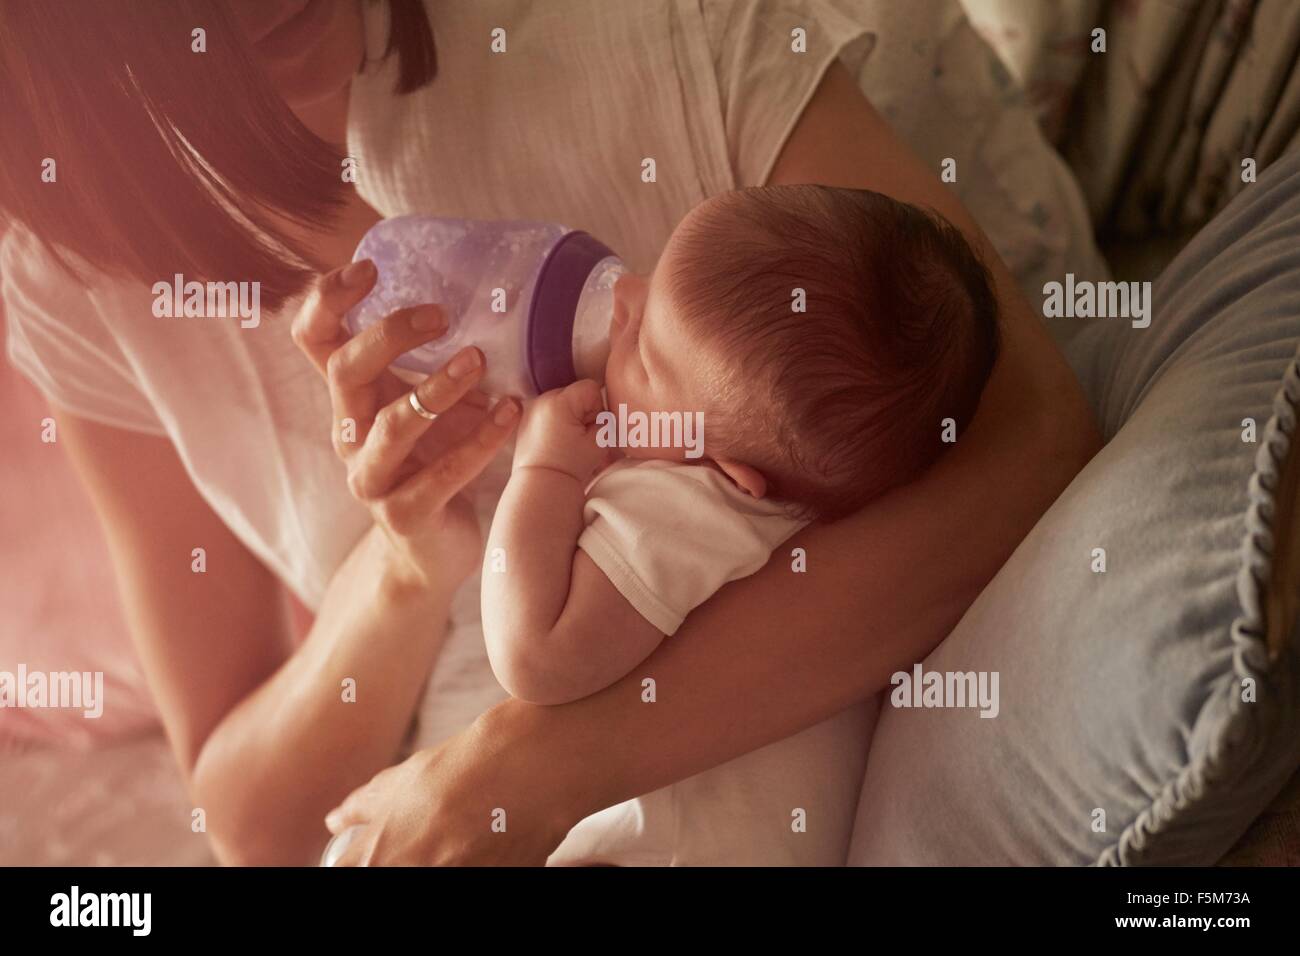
[578,458,805,634]
[545,459,879,866]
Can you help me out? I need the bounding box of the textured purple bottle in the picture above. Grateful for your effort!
[344,216,626,397]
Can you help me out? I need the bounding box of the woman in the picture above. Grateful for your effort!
[0,0,1099,865]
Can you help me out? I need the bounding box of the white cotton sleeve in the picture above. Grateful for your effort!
[2,228,165,436]
[578,460,807,636]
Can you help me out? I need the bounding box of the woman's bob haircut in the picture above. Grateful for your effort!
[0,0,436,311]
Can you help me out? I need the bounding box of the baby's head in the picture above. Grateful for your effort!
[604,185,1000,520]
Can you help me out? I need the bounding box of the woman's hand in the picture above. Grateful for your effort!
[291,260,522,591]
[324,710,573,866]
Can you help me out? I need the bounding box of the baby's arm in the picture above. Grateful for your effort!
[481,381,664,705]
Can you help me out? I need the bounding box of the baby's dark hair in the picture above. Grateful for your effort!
[669,185,1000,521]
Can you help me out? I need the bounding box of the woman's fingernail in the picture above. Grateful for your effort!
[446,347,482,379]
[341,259,374,287]
[492,397,519,426]
[410,306,444,332]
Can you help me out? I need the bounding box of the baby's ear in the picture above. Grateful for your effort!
[714,458,767,499]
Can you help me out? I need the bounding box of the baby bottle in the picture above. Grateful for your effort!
[343,216,626,397]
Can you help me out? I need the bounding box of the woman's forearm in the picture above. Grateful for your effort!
[54,416,443,866]
[192,526,456,864]
[477,347,1100,830]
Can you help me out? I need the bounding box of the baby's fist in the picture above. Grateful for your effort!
[514,379,612,482]
[557,378,606,425]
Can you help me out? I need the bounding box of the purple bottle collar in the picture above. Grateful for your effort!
[527,230,616,393]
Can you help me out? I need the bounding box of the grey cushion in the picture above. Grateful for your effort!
[848,148,1300,865]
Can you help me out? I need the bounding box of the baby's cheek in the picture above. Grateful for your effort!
[602,358,631,412]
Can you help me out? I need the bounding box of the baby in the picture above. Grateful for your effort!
[481,183,1000,864]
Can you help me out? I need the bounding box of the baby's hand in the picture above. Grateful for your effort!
[514,379,613,483]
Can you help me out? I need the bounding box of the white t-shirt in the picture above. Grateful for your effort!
[580,459,805,635]
[3,0,877,864]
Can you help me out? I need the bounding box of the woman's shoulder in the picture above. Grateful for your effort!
[1,223,162,352]
[1,225,172,436]
[0,224,125,351]
[2,223,79,291]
